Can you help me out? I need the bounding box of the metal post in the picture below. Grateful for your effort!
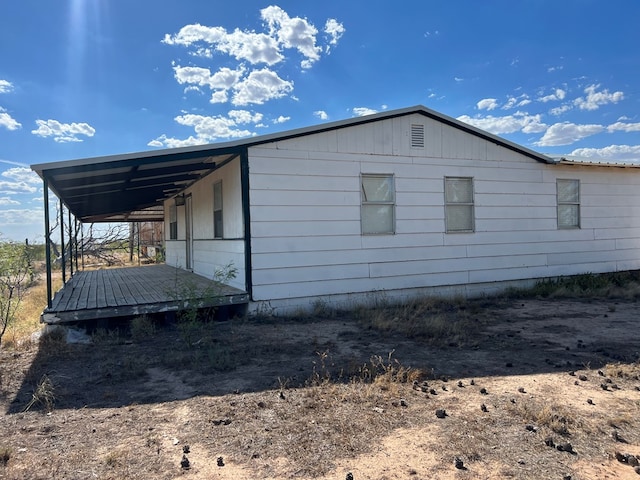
[43,179,52,309]
[60,200,66,284]
[68,208,73,277]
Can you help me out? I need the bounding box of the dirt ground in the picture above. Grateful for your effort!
[1,296,640,479]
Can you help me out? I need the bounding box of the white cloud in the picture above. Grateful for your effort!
[0,197,19,206]
[502,95,530,110]
[538,88,566,103]
[0,107,21,130]
[547,65,564,72]
[314,110,328,120]
[535,122,604,146]
[607,121,640,133]
[148,110,262,148]
[273,115,290,124]
[173,65,245,90]
[353,107,377,117]
[31,119,95,142]
[324,18,345,47]
[0,80,14,94]
[147,135,208,149]
[262,5,321,69]
[457,112,547,135]
[549,104,572,116]
[228,109,263,124]
[231,68,294,106]
[574,84,624,111]
[0,167,40,195]
[477,98,499,111]
[569,144,640,161]
[454,77,464,83]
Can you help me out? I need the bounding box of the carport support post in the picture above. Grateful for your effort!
[68,208,73,277]
[60,199,66,284]
[43,178,52,309]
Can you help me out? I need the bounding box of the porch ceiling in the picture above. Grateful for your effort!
[32,150,239,223]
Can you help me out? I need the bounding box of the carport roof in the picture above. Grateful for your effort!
[31,105,557,223]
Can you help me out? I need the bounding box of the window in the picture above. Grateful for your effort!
[361,174,395,234]
[169,204,178,240]
[213,181,223,238]
[445,177,474,233]
[557,179,580,229]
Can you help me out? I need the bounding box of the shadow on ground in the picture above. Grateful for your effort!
[4,296,639,413]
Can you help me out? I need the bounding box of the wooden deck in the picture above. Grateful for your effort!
[42,264,249,324]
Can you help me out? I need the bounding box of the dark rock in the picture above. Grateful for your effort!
[544,437,555,448]
[579,374,588,381]
[454,456,465,469]
[587,398,594,405]
[518,387,526,394]
[346,473,354,480]
[435,409,448,418]
[217,456,225,467]
[480,387,488,395]
[180,455,190,469]
[556,442,574,453]
[182,445,190,454]
[480,403,488,412]
[525,424,538,432]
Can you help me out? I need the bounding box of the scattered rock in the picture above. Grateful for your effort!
[182,445,190,454]
[257,401,266,408]
[480,403,488,412]
[587,398,594,405]
[180,455,190,469]
[556,442,574,453]
[598,370,605,376]
[217,456,225,467]
[635,465,640,475]
[458,380,464,388]
[429,388,437,396]
[518,387,526,394]
[346,473,354,480]
[470,379,475,386]
[279,391,286,400]
[569,371,576,376]
[544,437,555,448]
[579,375,588,381]
[480,388,488,395]
[612,430,628,443]
[525,424,538,432]
[454,456,465,469]
[601,383,609,391]
[435,409,448,418]
[400,398,408,407]
[212,418,232,426]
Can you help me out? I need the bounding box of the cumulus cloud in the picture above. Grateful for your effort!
[0,107,21,131]
[273,115,290,124]
[538,88,566,102]
[31,119,95,142]
[535,122,604,147]
[569,144,640,161]
[549,104,572,116]
[574,84,624,111]
[353,107,377,116]
[0,197,19,206]
[324,18,345,47]
[232,68,294,105]
[148,111,262,148]
[502,95,530,110]
[0,167,40,195]
[0,80,14,94]
[607,121,640,133]
[314,110,328,120]
[457,112,547,135]
[477,98,499,111]
[163,6,342,70]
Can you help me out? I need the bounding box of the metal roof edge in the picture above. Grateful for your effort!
[31,105,556,174]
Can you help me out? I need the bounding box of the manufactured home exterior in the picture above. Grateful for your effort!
[160,106,640,314]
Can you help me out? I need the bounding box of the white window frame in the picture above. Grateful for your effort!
[213,180,223,238]
[361,174,395,235]
[444,176,475,233]
[557,179,580,229]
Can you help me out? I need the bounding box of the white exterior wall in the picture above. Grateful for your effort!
[164,158,246,290]
[248,113,640,313]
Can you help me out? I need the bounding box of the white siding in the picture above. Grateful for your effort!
[164,158,246,290]
[248,113,640,313]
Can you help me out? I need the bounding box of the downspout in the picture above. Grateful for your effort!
[240,149,253,299]
[43,178,52,310]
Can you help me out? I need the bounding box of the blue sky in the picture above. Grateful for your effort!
[1,0,639,242]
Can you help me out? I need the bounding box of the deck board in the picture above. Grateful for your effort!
[42,264,249,324]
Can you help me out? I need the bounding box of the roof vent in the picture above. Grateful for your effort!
[411,124,424,148]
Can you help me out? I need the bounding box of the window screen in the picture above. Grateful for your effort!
[445,177,474,232]
[213,181,223,238]
[557,179,580,229]
[361,174,395,234]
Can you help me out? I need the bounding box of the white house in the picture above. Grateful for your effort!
[160,106,640,314]
[33,106,640,316]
